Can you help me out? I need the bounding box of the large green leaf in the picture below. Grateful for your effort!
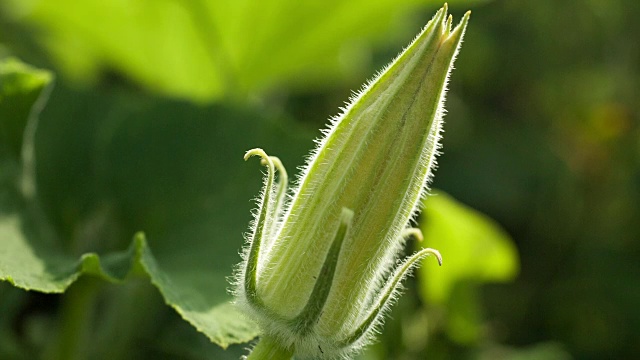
[0,58,59,292]
[0,58,53,359]
[1,0,487,101]
[0,58,315,349]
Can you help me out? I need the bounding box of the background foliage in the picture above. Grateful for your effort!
[0,0,638,359]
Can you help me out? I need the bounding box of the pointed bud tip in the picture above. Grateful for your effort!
[445,14,453,34]
[436,3,449,19]
[462,10,471,24]
[434,3,448,24]
[461,10,471,26]
[443,9,470,44]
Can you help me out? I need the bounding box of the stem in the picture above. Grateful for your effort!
[44,277,101,360]
[92,279,162,359]
[246,336,294,360]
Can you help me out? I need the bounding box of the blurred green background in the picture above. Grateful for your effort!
[0,0,639,359]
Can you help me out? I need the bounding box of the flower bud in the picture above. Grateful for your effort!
[235,5,469,358]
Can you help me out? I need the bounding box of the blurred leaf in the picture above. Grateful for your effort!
[0,58,316,348]
[153,308,249,360]
[0,58,143,296]
[0,57,57,293]
[445,282,483,344]
[418,191,519,304]
[0,57,52,157]
[2,0,485,101]
[0,284,32,359]
[416,192,518,345]
[477,342,572,360]
[0,58,53,360]
[31,86,314,345]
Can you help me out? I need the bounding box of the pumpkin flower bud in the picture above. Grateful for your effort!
[235,5,469,359]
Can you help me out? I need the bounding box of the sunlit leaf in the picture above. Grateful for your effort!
[416,191,519,345]
[418,191,519,304]
[1,0,488,101]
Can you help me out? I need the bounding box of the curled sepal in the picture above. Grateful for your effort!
[261,156,288,242]
[401,228,424,242]
[291,208,354,335]
[243,148,277,308]
[262,156,288,204]
[338,248,442,347]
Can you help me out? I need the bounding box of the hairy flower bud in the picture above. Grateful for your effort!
[235,5,469,359]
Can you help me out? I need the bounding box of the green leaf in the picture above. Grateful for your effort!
[139,242,261,347]
[416,191,519,345]
[0,58,58,291]
[1,0,487,101]
[0,58,137,295]
[417,191,519,304]
[0,59,315,349]
[0,58,53,358]
[0,57,52,158]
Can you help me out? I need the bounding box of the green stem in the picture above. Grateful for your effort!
[44,277,101,360]
[92,279,162,359]
[246,336,294,360]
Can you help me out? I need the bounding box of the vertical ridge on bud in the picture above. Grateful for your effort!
[291,208,353,335]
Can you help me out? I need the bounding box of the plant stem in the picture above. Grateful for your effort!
[44,277,101,360]
[92,279,162,359]
[246,336,294,360]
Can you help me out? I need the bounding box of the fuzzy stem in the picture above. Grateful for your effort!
[246,336,294,360]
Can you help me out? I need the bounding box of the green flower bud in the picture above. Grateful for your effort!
[235,5,469,358]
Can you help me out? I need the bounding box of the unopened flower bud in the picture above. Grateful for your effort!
[235,5,469,358]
